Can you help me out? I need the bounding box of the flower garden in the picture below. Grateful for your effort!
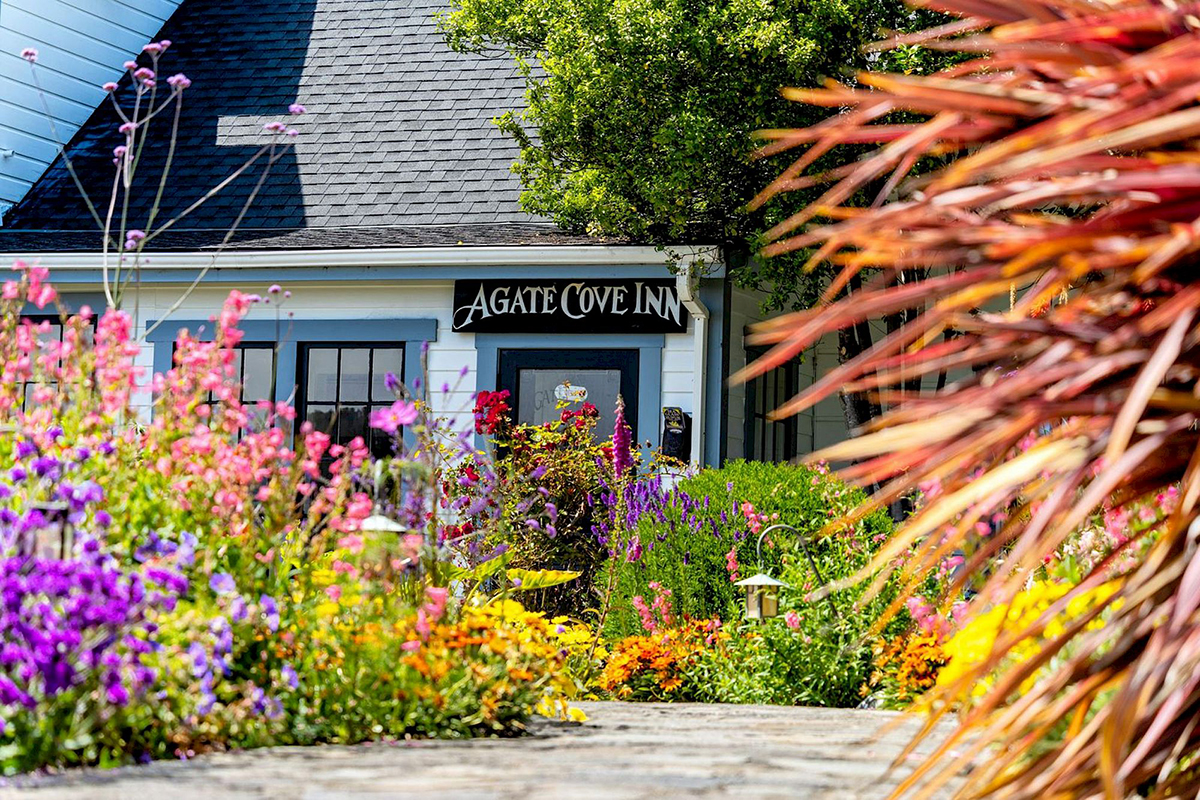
[0,267,913,773]
[1,258,1173,783]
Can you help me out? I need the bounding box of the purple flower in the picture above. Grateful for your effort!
[260,595,280,632]
[384,372,401,393]
[281,664,299,689]
[230,595,248,623]
[209,573,236,594]
[288,103,307,115]
[188,642,209,679]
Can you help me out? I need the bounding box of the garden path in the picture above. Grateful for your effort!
[7,702,956,798]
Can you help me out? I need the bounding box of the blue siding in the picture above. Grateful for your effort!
[0,0,183,211]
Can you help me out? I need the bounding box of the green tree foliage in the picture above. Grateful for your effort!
[439,0,919,257]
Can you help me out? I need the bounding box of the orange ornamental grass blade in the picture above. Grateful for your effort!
[744,0,1200,795]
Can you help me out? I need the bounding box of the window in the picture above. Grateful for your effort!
[497,348,639,439]
[20,316,93,411]
[208,344,276,430]
[745,349,800,463]
[298,345,404,458]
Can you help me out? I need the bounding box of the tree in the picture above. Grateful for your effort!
[748,1,1200,796]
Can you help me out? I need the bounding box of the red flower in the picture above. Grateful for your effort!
[473,390,511,434]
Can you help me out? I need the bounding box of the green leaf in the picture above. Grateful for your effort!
[506,568,580,591]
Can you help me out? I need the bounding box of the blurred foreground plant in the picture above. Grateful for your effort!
[744,1,1200,796]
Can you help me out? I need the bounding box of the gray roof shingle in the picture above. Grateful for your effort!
[1,0,616,250]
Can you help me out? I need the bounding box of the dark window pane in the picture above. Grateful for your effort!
[306,348,339,401]
[371,348,403,401]
[337,404,368,445]
[339,349,370,403]
[370,425,395,460]
[306,404,337,437]
[242,348,274,402]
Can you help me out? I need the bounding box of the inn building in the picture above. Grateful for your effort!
[0,0,850,465]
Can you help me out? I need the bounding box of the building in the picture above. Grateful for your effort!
[0,0,850,466]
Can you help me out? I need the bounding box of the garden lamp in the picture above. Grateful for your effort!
[361,460,407,536]
[735,572,787,620]
[359,512,407,536]
[743,523,842,622]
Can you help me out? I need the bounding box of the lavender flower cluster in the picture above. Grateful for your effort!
[590,473,739,563]
[0,540,186,728]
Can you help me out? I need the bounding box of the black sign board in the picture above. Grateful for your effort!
[452,279,688,334]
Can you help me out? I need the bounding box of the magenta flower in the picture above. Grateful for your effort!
[612,396,632,477]
[369,400,418,434]
[20,48,37,63]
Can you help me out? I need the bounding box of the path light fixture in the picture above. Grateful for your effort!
[735,572,787,620]
[359,511,407,536]
[736,523,842,622]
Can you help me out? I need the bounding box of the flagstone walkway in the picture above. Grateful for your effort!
[6,702,955,799]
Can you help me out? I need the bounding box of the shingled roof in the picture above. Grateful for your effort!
[1,0,607,250]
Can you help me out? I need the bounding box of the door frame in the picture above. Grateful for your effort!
[497,348,640,437]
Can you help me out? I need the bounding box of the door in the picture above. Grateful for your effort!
[497,348,639,438]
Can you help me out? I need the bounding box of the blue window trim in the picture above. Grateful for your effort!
[474,332,664,453]
[21,292,108,317]
[145,318,437,409]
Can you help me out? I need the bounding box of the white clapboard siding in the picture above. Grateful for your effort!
[0,0,183,211]
[115,283,699,434]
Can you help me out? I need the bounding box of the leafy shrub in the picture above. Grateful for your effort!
[456,397,612,616]
[603,460,893,638]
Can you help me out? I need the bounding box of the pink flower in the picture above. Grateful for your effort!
[102,81,119,92]
[325,585,342,602]
[401,640,421,652]
[123,60,137,70]
[119,122,137,134]
[288,103,307,115]
[143,43,163,55]
[784,611,801,630]
[124,230,146,250]
[267,284,282,294]
[612,396,632,476]
[424,587,448,620]
[263,121,287,134]
[369,400,418,434]
[20,48,37,63]
[167,73,191,89]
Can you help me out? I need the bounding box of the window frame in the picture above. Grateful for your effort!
[295,341,406,457]
[744,346,801,464]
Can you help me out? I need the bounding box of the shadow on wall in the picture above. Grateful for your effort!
[3,0,317,239]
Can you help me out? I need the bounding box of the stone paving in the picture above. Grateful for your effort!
[5,702,955,799]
